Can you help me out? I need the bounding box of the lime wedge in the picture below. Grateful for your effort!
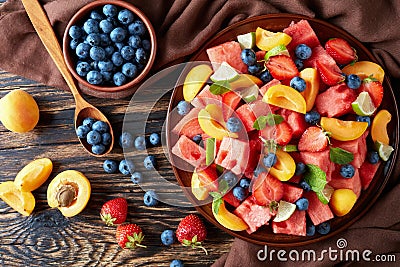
[205,138,216,165]
[264,45,289,61]
[273,200,296,222]
[282,144,298,152]
[210,62,240,82]
[352,92,376,116]
[375,141,394,161]
[237,32,256,49]
[235,83,259,103]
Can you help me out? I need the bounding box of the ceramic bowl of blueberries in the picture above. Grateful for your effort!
[63,0,156,93]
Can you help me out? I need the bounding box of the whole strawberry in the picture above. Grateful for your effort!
[116,223,146,249]
[100,197,128,226]
[176,214,207,254]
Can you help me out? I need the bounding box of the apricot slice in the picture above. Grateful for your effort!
[0,89,39,133]
[330,189,357,217]
[212,199,248,231]
[191,171,209,201]
[47,170,91,217]
[320,117,368,141]
[263,84,307,114]
[198,104,238,140]
[255,27,292,51]
[300,68,320,112]
[14,158,53,192]
[0,181,35,216]
[269,149,296,182]
[183,64,213,102]
[371,109,391,145]
[230,74,263,90]
[342,61,384,83]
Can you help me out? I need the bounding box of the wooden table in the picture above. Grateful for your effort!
[0,68,234,266]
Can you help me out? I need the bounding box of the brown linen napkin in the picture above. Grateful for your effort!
[0,0,399,265]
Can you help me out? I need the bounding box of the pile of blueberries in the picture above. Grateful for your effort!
[68,4,151,86]
[76,118,111,155]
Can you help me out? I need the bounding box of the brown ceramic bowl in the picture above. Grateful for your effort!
[166,14,399,246]
[63,0,156,94]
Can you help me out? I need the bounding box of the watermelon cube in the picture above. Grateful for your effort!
[283,20,321,51]
[315,84,357,118]
[282,183,303,203]
[215,137,250,175]
[272,210,306,236]
[206,41,248,73]
[222,91,242,121]
[331,130,368,169]
[234,196,272,234]
[329,168,362,197]
[171,135,206,168]
[304,45,337,70]
[279,109,307,138]
[305,191,334,226]
[223,189,242,208]
[172,107,204,138]
[300,150,335,182]
[359,161,381,190]
[259,79,281,96]
[191,85,222,109]
[244,131,262,178]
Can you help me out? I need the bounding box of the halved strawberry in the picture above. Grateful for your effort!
[266,55,299,81]
[358,77,384,108]
[252,172,284,206]
[222,91,242,121]
[259,121,293,146]
[325,38,357,65]
[298,126,328,152]
[316,60,345,86]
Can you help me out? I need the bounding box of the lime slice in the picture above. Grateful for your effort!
[264,45,289,61]
[210,62,240,82]
[205,138,216,165]
[273,200,296,222]
[352,92,376,116]
[375,141,394,161]
[235,83,259,103]
[317,184,335,204]
[282,144,298,152]
[237,32,256,49]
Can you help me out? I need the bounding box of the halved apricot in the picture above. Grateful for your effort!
[198,104,238,140]
[14,158,53,192]
[255,27,292,51]
[183,64,213,102]
[0,181,35,216]
[371,109,391,145]
[300,68,320,112]
[320,117,368,141]
[212,199,248,231]
[269,149,296,181]
[191,171,209,201]
[342,61,384,83]
[263,84,306,114]
[230,74,263,90]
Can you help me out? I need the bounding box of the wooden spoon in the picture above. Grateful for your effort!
[21,0,114,157]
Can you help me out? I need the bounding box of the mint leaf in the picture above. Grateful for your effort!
[209,80,230,95]
[253,116,268,130]
[304,164,327,193]
[330,147,354,165]
[212,198,223,215]
[266,113,284,126]
[316,190,329,204]
[209,192,221,199]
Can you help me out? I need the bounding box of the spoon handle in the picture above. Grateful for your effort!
[21,0,81,98]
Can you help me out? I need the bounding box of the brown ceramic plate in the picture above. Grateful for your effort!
[166,14,399,246]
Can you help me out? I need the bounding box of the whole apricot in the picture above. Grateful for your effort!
[330,189,357,217]
[0,89,39,133]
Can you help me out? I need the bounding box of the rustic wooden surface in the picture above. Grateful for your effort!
[0,69,234,266]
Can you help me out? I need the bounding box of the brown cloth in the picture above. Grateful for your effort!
[0,0,399,265]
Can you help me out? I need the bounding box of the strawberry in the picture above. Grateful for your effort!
[325,38,357,65]
[358,77,384,108]
[116,223,146,249]
[100,197,128,226]
[266,55,299,80]
[252,172,284,206]
[316,60,345,86]
[176,214,208,254]
[275,121,293,146]
[298,126,328,152]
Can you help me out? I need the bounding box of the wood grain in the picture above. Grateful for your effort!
[0,70,234,266]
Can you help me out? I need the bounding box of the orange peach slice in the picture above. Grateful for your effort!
[371,109,391,145]
[300,68,320,112]
[212,199,248,231]
[342,61,384,83]
[14,158,53,192]
[269,149,296,182]
[183,64,213,102]
[263,84,307,114]
[320,117,368,141]
[0,181,35,216]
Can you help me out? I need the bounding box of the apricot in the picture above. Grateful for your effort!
[14,158,53,192]
[263,84,307,114]
[371,109,391,145]
[183,64,213,102]
[212,199,248,231]
[47,170,91,217]
[330,189,357,217]
[0,181,35,216]
[191,171,209,201]
[0,89,39,133]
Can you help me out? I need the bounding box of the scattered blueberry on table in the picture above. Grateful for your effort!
[119,159,135,175]
[143,190,158,206]
[161,229,175,246]
[103,159,118,173]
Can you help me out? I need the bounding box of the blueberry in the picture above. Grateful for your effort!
[144,155,157,170]
[115,42,125,51]
[367,151,379,164]
[300,180,311,192]
[128,35,142,49]
[192,134,202,144]
[290,76,307,92]
[69,25,83,39]
[306,223,316,236]
[103,4,118,18]
[295,58,304,71]
[98,60,113,72]
[149,133,160,146]
[223,171,238,187]
[295,44,312,60]
[76,125,90,139]
[86,33,101,46]
[118,9,135,25]
[161,229,175,246]
[135,48,148,64]
[142,39,151,51]
[76,43,91,59]
[340,164,355,178]
[170,260,184,267]
[241,48,256,66]
[119,159,135,175]
[295,162,306,176]
[101,71,113,82]
[103,159,118,173]
[253,165,267,178]
[90,46,106,61]
[134,135,147,150]
[87,130,101,145]
[260,70,272,83]
[316,222,331,235]
[110,27,127,43]
[122,62,138,78]
[356,116,371,127]
[82,117,96,128]
[233,186,247,201]
[99,33,111,47]
[128,20,146,36]
[295,197,309,211]
[121,46,135,60]
[304,110,321,125]
[86,70,103,85]
[263,153,277,168]
[76,62,91,77]
[119,132,134,149]
[248,62,264,76]
[111,52,124,66]
[239,178,251,189]
[104,46,115,57]
[90,60,99,71]
[177,100,191,116]
[143,190,158,206]
[106,17,118,26]
[346,74,361,89]
[113,72,127,86]
[90,10,104,21]
[99,19,114,34]
[225,117,242,133]
[83,19,100,34]
[92,120,109,134]
[130,172,143,184]
[101,132,112,146]
[92,144,106,155]
[70,39,80,50]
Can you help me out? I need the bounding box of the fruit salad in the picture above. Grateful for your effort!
[170,19,395,237]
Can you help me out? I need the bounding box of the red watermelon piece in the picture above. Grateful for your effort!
[256,50,266,61]
[315,84,357,118]
[272,210,306,236]
[234,196,272,234]
[282,183,304,203]
[259,79,281,96]
[305,191,334,226]
[300,150,335,182]
[222,91,241,121]
[359,161,381,190]
[304,45,337,70]
[191,85,222,109]
[279,109,307,139]
[172,108,204,138]
[329,168,362,197]
[223,190,242,208]
[283,20,321,51]
[171,135,206,168]
[244,131,262,178]
[235,103,257,132]
[206,41,248,73]
[215,137,250,175]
